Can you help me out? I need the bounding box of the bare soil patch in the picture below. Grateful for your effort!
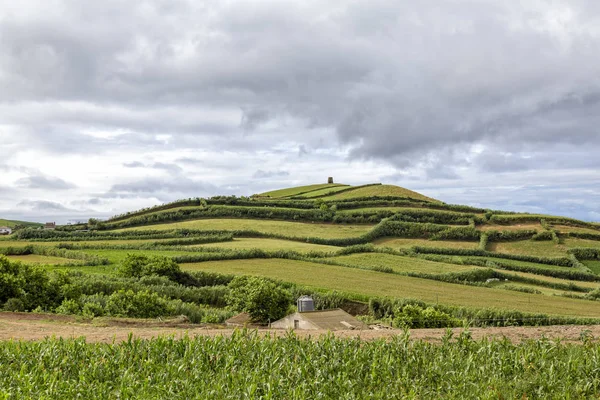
[0,312,599,344]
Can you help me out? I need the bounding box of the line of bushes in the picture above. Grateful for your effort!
[99,204,489,231]
[568,248,600,260]
[410,246,574,267]
[490,214,600,231]
[0,245,109,266]
[369,297,600,328]
[566,232,600,241]
[415,253,600,282]
[388,210,482,225]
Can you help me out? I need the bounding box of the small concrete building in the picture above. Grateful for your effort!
[44,222,56,230]
[0,226,12,235]
[271,309,367,331]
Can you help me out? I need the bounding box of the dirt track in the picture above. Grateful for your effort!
[1,312,599,343]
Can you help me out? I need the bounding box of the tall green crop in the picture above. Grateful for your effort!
[1,331,599,399]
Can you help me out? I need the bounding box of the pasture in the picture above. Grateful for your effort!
[119,218,374,238]
[320,184,438,202]
[181,258,600,317]
[190,238,339,252]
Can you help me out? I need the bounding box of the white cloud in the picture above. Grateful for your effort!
[1,0,599,222]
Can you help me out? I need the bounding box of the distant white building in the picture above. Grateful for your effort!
[0,226,12,235]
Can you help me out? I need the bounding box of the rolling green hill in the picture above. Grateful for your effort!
[3,182,600,328]
[0,219,42,228]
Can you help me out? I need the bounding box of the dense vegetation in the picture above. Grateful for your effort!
[2,332,600,399]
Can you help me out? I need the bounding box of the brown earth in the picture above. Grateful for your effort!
[1,312,599,344]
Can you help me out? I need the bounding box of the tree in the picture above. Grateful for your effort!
[225,276,292,323]
[118,254,181,281]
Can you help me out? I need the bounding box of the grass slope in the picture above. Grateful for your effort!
[0,219,42,228]
[321,184,438,202]
[260,183,348,198]
[330,253,478,274]
[182,259,600,317]
[120,218,374,238]
[6,255,74,265]
[190,238,339,253]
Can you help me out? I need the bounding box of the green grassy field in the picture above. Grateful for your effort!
[493,282,567,296]
[553,224,600,234]
[120,218,374,238]
[491,269,599,289]
[0,218,42,228]
[260,183,348,198]
[320,185,438,202]
[489,238,600,257]
[190,238,339,253]
[478,223,542,232]
[450,255,572,272]
[374,237,479,250]
[294,185,354,198]
[337,206,473,215]
[6,254,75,265]
[583,260,600,275]
[0,239,178,248]
[106,206,204,224]
[488,240,567,257]
[80,249,200,264]
[330,253,478,274]
[181,259,600,316]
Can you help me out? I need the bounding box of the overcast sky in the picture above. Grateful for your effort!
[1,0,599,223]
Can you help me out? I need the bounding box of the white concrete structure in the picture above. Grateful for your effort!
[0,226,12,235]
[271,309,367,330]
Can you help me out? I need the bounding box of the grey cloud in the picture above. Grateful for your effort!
[15,175,76,190]
[151,162,182,173]
[123,161,182,173]
[6,0,598,165]
[17,200,73,212]
[2,0,600,222]
[252,170,290,179]
[425,167,460,180]
[241,109,270,131]
[108,177,218,196]
[123,161,145,168]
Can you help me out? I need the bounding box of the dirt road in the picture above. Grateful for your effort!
[0,312,598,343]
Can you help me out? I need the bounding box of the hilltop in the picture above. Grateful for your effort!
[2,181,600,330]
[258,183,438,203]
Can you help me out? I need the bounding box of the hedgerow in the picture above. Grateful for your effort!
[0,245,109,266]
[369,297,600,327]
[410,246,573,267]
[568,248,600,260]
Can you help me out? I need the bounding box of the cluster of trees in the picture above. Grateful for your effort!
[0,254,298,324]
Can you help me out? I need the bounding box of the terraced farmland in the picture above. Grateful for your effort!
[3,181,600,329]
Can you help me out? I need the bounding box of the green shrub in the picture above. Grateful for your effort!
[56,299,81,315]
[3,298,25,312]
[225,276,293,323]
[105,290,169,318]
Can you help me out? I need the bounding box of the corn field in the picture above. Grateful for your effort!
[1,330,600,399]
